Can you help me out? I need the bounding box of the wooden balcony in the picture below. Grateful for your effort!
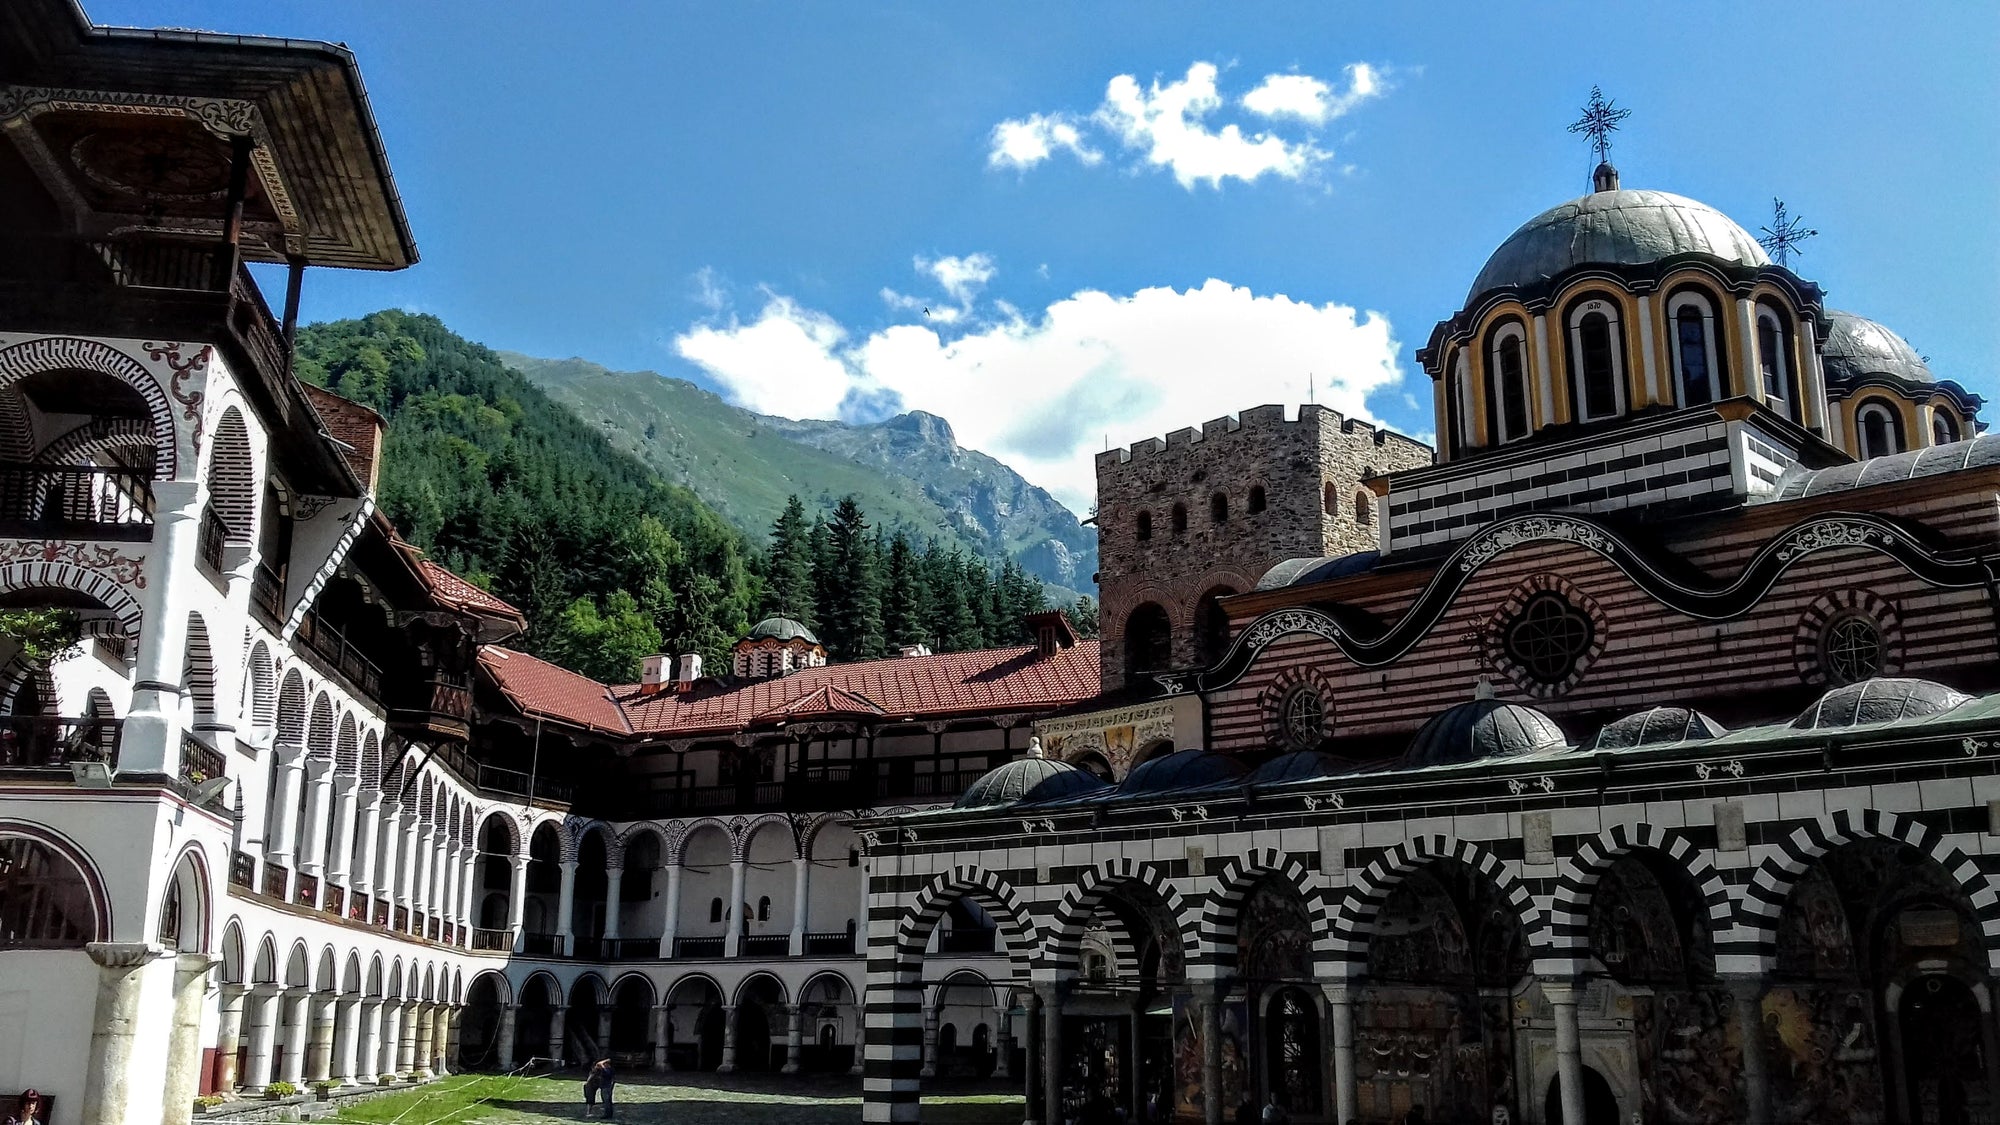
[0,716,121,771]
[0,464,154,542]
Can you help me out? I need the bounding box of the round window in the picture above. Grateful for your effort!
[1502,592,1594,685]
[1279,686,1326,751]
[1819,613,1884,685]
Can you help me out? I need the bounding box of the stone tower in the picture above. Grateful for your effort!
[1094,404,1432,691]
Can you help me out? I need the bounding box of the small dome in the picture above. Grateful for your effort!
[1404,699,1567,769]
[1246,750,1353,786]
[1792,677,1971,731]
[1469,188,1769,304]
[956,757,1107,809]
[1820,310,1934,387]
[745,617,820,645]
[1586,706,1727,752]
[1116,749,1249,796]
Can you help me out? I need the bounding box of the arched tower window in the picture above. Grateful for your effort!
[1354,492,1372,526]
[1247,485,1266,514]
[709,898,724,924]
[1445,350,1471,456]
[1667,291,1721,407]
[1135,511,1152,542]
[1487,323,1531,444]
[1210,492,1228,523]
[1171,503,1188,534]
[1124,603,1172,675]
[1567,298,1626,423]
[1856,401,1904,459]
[1322,482,1337,516]
[1756,304,1800,423]
[1933,408,1961,446]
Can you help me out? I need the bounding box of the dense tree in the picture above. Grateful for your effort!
[881,531,925,649]
[544,591,662,684]
[760,495,818,628]
[822,497,885,661]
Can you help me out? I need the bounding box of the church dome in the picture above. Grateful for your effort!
[1246,750,1352,786]
[1792,677,1971,731]
[1403,699,1567,769]
[745,617,820,645]
[1116,749,1248,796]
[955,756,1107,809]
[1820,310,1935,387]
[1468,188,1769,304]
[1585,706,1727,751]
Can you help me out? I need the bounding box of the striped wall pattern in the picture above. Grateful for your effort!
[0,336,180,478]
[1547,823,1732,972]
[1326,835,1547,974]
[1194,847,1323,980]
[36,414,156,466]
[1045,858,1198,978]
[206,407,258,543]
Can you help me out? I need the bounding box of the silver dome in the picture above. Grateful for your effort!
[1821,309,1934,387]
[1469,189,1770,303]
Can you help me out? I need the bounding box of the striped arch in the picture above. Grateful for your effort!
[735,812,797,862]
[305,692,334,762]
[0,337,179,478]
[275,670,307,749]
[1549,823,1733,966]
[667,818,729,866]
[1196,847,1328,979]
[0,563,142,649]
[181,612,217,726]
[334,713,359,775]
[563,818,619,865]
[893,866,1039,981]
[1044,858,1197,979]
[1327,835,1547,977]
[358,733,383,798]
[1738,808,2000,972]
[246,642,277,729]
[36,415,156,466]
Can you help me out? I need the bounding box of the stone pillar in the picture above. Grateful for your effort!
[1730,978,1769,1125]
[325,774,359,893]
[267,749,305,886]
[397,811,421,914]
[378,1001,401,1077]
[661,864,683,958]
[413,1002,435,1075]
[1200,984,1222,1125]
[548,1007,567,1064]
[782,1002,805,1074]
[724,859,747,957]
[508,854,531,951]
[442,1004,461,1074]
[163,952,217,1125]
[848,998,864,1078]
[653,1003,671,1072]
[214,983,248,1091]
[352,793,383,904]
[1545,978,1587,1125]
[1323,983,1357,1125]
[409,823,433,929]
[920,1003,940,1078]
[719,1004,739,1072]
[1039,984,1064,1125]
[306,992,337,1083]
[243,984,282,1088]
[604,864,625,941]
[296,758,334,903]
[374,801,403,909]
[334,995,362,1083]
[556,859,579,956]
[993,1000,1014,1080]
[597,1006,614,1061]
[399,1001,421,1071]
[278,987,309,1086]
[81,943,167,1124]
[116,481,197,777]
[789,855,810,955]
[357,999,381,1081]
[1023,989,1042,1125]
[497,1004,518,1070]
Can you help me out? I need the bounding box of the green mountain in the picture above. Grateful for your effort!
[501,352,1099,602]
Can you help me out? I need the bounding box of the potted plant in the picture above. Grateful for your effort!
[313,1079,340,1100]
[193,1095,226,1116]
[263,1079,299,1101]
[377,1073,397,1086]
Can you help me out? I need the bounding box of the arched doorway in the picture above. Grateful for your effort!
[1123,603,1171,676]
[566,976,608,1063]
[1229,874,1320,1118]
[515,976,556,1066]
[1192,586,1237,667]
[460,974,505,1069]
[609,976,655,1065]
[1545,1066,1620,1125]
[1900,975,1985,1125]
[664,976,724,1072]
[799,974,857,1073]
[733,974,785,1072]
[1065,877,1186,1124]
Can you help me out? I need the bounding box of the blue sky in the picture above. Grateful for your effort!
[97,2,2000,511]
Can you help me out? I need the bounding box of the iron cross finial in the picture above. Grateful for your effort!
[1567,85,1631,165]
[1757,197,1819,268]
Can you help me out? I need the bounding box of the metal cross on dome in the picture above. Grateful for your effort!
[1567,85,1631,165]
[1758,197,1819,268]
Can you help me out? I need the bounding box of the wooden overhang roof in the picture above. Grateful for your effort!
[0,0,417,269]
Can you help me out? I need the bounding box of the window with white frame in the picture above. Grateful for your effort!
[1667,291,1721,407]
[1933,408,1961,446]
[1487,324,1531,444]
[1567,298,1627,422]
[1756,306,1798,423]
[1856,401,1903,459]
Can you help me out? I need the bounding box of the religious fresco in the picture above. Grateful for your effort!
[1035,701,1177,778]
[1238,876,1313,983]
[1172,993,1247,1123]
[1060,1015,1130,1124]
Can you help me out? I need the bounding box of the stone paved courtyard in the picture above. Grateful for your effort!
[324,1073,1022,1125]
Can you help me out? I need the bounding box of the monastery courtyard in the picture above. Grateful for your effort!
[326,1074,1022,1124]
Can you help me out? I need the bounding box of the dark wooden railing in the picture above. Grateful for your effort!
[673,936,725,959]
[393,905,409,931]
[606,938,658,960]
[252,563,285,621]
[229,851,256,890]
[474,763,574,805]
[520,932,561,957]
[0,463,154,536]
[741,934,791,957]
[0,716,121,770]
[472,927,511,951]
[197,507,228,575]
[295,611,384,699]
[804,931,856,956]
[179,735,225,786]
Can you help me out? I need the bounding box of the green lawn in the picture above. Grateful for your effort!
[326,1073,1022,1124]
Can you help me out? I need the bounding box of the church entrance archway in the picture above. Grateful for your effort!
[1545,1066,1620,1125]
[1898,974,1987,1125]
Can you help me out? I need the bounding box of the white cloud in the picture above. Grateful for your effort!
[692,266,727,313]
[673,270,1405,511]
[917,253,997,306]
[987,112,1102,170]
[1241,63,1384,125]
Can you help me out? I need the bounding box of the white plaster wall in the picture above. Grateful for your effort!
[0,951,97,1116]
[741,823,794,938]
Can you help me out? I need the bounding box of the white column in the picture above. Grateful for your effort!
[1324,983,1357,1125]
[396,811,420,915]
[357,999,382,1081]
[724,859,747,957]
[334,995,362,1083]
[458,845,479,945]
[296,759,334,903]
[782,1003,805,1075]
[325,775,359,896]
[1547,978,1587,1125]
[162,952,217,1124]
[556,859,579,955]
[411,822,435,931]
[278,987,309,1085]
[243,984,282,1088]
[507,854,530,952]
[373,801,403,913]
[718,1004,738,1072]
[788,856,810,955]
[214,984,248,1091]
[993,1001,1013,1080]
[81,943,169,1122]
[352,794,383,902]
[266,749,305,881]
[398,1000,419,1071]
[306,993,337,1082]
[660,864,683,958]
[497,1005,518,1070]
[375,1000,398,1078]
[117,481,198,776]
[604,865,625,941]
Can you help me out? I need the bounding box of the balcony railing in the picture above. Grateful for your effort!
[179,735,225,786]
[472,927,511,952]
[804,931,857,956]
[474,763,574,805]
[741,934,792,957]
[606,938,659,960]
[520,932,561,957]
[0,463,154,538]
[229,851,256,890]
[295,611,384,699]
[673,937,725,959]
[262,863,289,899]
[197,507,228,576]
[294,872,320,909]
[252,563,285,621]
[0,716,121,770]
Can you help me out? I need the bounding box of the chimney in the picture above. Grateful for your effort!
[676,652,704,689]
[639,654,671,695]
[899,643,933,658]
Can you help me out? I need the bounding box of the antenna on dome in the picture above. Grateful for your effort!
[1568,85,1630,190]
[1757,197,1819,268]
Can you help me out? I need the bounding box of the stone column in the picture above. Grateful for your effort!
[397,811,421,916]
[719,1004,739,1072]
[214,984,248,1090]
[278,987,309,1085]
[556,859,578,956]
[352,793,383,906]
[297,758,334,904]
[653,1003,671,1072]
[117,481,197,777]
[442,1004,461,1074]
[848,998,865,1078]
[459,846,480,945]
[410,1002,432,1075]
[325,774,359,895]
[1545,978,1587,1125]
[267,749,305,889]
[1730,978,1769,1125]
[163,952,218,1125]
[1039,983,1064,1125]
[548,1007,567,1064]
[334,994,362,1083]
[597,1006,614,1061]
[604,864,625,942]
[243,984,282,1088]
[1023,989,1042,1125]
[1200,984,1222,1125]
[306,992,338,1083]
[81,942,167,1124]
[374,801,403,911]
[379,1001,403,1077]
[782,1002,805,1074]
[497,1004,518,1070]
[788,855,811,955]
[724,859,747,957]
[399,1000,421,1071]
[920,1003,940,1078]
[508,854,531,951]
[409,822,433,930]
[661,864,683,958]
[1322,983,1357,1125]
[993,1000,1014,1080]
[357,999,381,1081]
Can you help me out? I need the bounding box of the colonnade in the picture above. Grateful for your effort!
[215,981,465,1091]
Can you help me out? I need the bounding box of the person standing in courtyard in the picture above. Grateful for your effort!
[583,1058,615,1119]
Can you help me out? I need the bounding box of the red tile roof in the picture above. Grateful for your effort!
[418,559,523,620]
[477,641,1102,738]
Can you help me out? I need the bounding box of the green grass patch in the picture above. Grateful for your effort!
[327,1073,1021,1124]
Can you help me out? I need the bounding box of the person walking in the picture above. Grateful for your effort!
[582,1058,616,1119]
